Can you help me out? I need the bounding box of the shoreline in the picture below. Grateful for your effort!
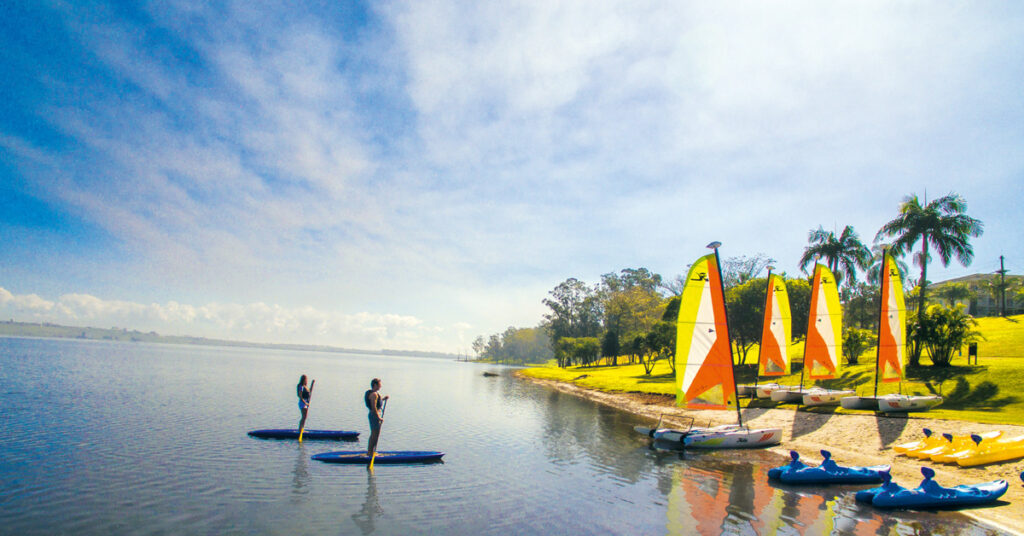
[517,372,1024,535]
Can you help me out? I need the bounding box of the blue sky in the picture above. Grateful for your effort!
[2,1,1022,353]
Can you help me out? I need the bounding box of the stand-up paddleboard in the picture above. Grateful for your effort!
[248,429,359,440]
[312,451,444,464]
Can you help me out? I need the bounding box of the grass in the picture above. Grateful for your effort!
[520,313,1024,426]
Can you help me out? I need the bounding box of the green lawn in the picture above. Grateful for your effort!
[520,314,1024,426]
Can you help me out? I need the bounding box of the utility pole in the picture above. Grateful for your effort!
[997,255,1007,317]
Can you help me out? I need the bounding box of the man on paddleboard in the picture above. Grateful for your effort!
[365,378,389,457]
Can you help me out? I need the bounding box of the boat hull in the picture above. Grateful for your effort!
[682,427,782,449]
[878,395,943,412]
[871,480,1009,509]
[769,389,805,403]
[802,389,855,407]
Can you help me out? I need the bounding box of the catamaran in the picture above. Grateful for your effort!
[770,264,853,406]
[638,243,781,449]
[737,269,798,399]
[841,250,942,412]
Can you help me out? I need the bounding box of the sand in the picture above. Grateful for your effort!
[518,373,1024,535]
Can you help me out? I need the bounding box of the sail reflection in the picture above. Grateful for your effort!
[664,458,942,536]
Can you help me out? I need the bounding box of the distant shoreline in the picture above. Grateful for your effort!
[0,320,456,360]
[517,372,1024,536]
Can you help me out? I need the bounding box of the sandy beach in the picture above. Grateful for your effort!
[519,373,1024,535]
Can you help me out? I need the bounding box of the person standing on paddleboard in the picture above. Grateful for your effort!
[365,378,389,457]
[297,375,312,431]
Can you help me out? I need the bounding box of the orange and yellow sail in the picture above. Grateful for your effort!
[877,253,905,383]
[676,253,736,409]
[758,273,791,376]
[804,264,843,380]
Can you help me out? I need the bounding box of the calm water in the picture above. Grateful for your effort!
[0,337,1008,535]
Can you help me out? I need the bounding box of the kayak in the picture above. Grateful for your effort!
[768,450,888,484]
[955,433,1024,467]
[862,467,1008,509]
[248,429,359,440]
[893,428,947,456]
[311,450,445,464]
[930,431,1004,463]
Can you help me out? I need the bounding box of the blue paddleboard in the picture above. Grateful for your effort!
[248,429,359,440]
[311,450,444,464]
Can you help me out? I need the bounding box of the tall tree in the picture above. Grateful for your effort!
[722,253,776,288]
[600,268,666,347]
[798,225,872,288]
[543,278,602,364]
[875,193,984,341]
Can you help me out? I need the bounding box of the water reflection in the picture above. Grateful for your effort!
[352,472,383,535]
[290,444,309,503]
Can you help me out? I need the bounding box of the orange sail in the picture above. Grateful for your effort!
[877,253,905,383]
[675,253,736,409]
[804,264,843,380]
[758,273,792,376]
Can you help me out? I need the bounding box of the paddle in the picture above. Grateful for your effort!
[369,398,387,469]
[298,379,315,442]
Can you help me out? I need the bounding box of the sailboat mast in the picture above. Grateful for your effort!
[872,249,888,398]
[754,267,774,390]
[709,242,743,427]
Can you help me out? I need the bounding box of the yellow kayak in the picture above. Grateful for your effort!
[955,434,1024,467]
[894,428,944,456]
[932,431,1003,463]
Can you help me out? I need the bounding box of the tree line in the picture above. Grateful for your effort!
[474,192,1010,369]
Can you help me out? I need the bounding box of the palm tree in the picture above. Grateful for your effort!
[798,225,872,288]
[875,193,984,321]
[865,244,911,286]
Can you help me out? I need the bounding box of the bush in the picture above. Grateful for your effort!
[918,304,984,367]
[843,328,876,365]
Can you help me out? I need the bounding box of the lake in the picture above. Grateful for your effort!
[0,337,1008,535]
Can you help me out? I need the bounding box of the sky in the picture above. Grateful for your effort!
[1,1,1023,354]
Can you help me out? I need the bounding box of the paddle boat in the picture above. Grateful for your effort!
[893,428,947,456]
[955,433,1024,467]
[312,451,445,464]
[768,450,888,484]
[930,431,1004,463]
[856,467,1008,509]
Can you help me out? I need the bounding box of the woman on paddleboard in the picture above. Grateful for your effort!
[297,375,312,431]
[365,378,389,457]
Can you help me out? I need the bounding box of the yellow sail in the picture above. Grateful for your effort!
[877,253,905,383]
[676,253,736,409]
[758,274,791,376]
[804,264,843,380]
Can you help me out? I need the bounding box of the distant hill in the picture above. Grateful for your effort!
[0,320,457,360]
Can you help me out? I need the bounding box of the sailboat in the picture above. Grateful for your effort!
[737,269,797,399]
[642,243,781,449]
[841,250,942,412]
[770,264,853,406]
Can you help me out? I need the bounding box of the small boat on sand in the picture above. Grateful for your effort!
[840,252,942,413]
[739,271,793,399]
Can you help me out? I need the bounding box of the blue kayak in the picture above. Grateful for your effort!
[248,429,359,440]
[312,450,445,464]
[769,450,888,484]
[859,467,1008,509]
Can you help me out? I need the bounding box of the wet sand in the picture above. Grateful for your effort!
[519,373,1024,535]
